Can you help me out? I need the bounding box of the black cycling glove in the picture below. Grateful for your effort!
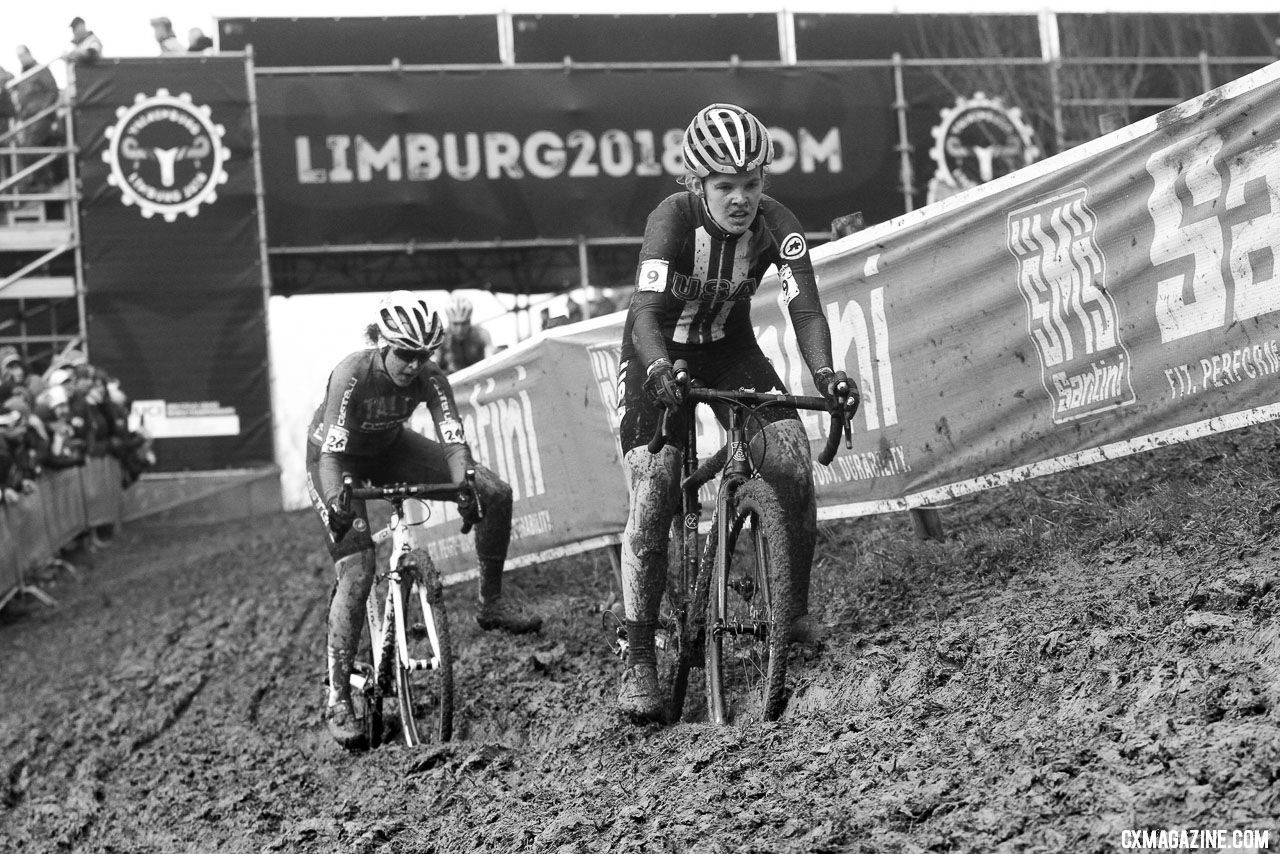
[644,359,685,409]
[813,367,860,415]
[326,501,356,540]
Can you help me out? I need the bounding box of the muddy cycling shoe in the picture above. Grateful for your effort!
[475,596,543,634]
[618,663,664,723]
[789,614,830,645]
[324,700,365,750]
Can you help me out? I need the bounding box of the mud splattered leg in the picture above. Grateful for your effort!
[751,419,817,622]
[620,444,680,662]
[327,550,376,707]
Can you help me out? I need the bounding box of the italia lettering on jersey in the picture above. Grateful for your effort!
[307,349,459,456]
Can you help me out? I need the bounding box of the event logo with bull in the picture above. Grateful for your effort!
[928,93,1039,205]
[1007,188,1136,424]
[102,89,230,222]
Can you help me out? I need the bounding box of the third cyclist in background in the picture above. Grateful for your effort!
[437,295,493,373]
[614,103,858,723]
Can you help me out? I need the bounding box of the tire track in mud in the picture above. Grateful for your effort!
[0,514,331,852]
[4,506,1279,853]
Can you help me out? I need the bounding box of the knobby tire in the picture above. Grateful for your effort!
[704,478,792,724]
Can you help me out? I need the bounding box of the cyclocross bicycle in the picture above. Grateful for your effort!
[616,360,855,725]
[338,471,481,747]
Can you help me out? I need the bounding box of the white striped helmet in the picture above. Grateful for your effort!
[682,103,773,178]
[376,290,445,352]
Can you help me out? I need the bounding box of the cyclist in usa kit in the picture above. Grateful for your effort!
[615,103,856,722]
[306,291,542,748]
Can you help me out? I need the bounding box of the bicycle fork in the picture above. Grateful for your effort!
[390,561,445,674]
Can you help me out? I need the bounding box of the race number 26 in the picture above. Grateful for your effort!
[1146,129,1280,343]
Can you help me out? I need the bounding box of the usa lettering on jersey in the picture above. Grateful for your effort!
[671,273,759,302]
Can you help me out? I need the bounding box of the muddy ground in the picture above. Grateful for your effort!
[2,444,1279,853]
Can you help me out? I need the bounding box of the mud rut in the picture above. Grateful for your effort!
[1,509,1277,853]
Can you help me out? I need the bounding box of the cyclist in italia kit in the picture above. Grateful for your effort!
[306,291,542,748]
[615,103,856,722]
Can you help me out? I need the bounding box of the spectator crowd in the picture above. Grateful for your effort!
[2,14,217,198]
[0,346,155,506]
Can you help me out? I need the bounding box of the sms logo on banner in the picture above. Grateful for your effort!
[1007,188,1136,424]
[102,89,230,221]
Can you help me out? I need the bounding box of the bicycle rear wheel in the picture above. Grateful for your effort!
[393,553,454,745]
[705,478,792,724]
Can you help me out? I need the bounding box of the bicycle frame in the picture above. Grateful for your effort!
[671,384,843,600]
[369,505,444,678]
[653,365,854,724]
[339,473,476,746]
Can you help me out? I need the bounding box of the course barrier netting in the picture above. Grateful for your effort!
[0,457,125,611]
[389,59,1280,584]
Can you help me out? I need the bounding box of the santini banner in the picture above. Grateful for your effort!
[410,60,1280,578]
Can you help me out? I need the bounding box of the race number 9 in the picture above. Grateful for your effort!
[638,259,669,293]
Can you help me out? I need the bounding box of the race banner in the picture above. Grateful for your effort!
[76,57,274,471]
[407,60,1280,577]
[404,329,632,578]
[253,66,894,245]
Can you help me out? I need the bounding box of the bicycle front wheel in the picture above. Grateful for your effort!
[705,478,792,724]
[393,554,454,745]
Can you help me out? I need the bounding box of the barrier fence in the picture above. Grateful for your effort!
[398,59,1280,582]
[0,456,125,612]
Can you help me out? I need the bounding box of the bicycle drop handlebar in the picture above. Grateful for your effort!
[647,360,854,466]
[339,469,484,533]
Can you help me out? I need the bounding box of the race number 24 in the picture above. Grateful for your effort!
[1147,129,1280,344]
